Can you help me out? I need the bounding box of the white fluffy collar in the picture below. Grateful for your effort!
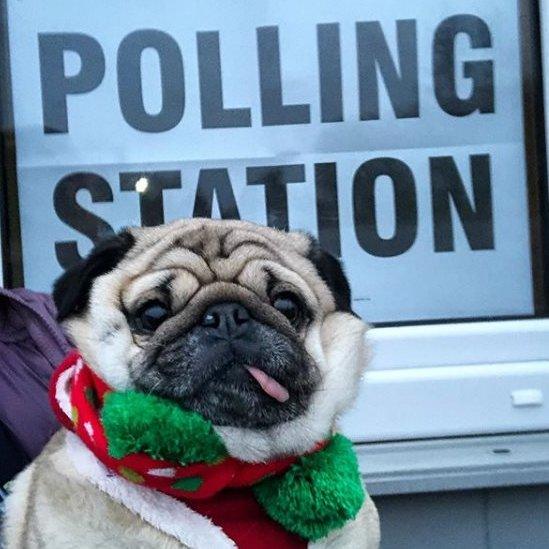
[65,432,236,549]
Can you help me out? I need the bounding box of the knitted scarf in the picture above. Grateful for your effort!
[50,350,365,547]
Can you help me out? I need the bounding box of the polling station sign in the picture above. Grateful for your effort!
[6,0,534,322]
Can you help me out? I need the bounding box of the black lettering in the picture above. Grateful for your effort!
[117,30,185,132]
[38,33,105,134]
[193,169,241,219]
[356,20,419,120]
[256,26,310,126]
[120,171,181,226]
[433,15,494,116]
[54,172,114,268]
[317,24,343,123]
[197,32,251,129]
[430,154,494,251]
[353,158,417,257]
[315,163,341,256]
[247,165,305,230]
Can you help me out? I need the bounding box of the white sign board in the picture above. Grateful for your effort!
[7,0,533,322]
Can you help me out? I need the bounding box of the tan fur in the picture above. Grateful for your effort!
[4,432,185,549]
[3,219,380,548]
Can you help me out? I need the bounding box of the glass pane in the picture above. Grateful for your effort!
[0,0,544,323]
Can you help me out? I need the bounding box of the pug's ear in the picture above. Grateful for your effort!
[306,238,353,313]
[53,230,135,321]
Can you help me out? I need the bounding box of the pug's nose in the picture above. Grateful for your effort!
[200,302,251,338]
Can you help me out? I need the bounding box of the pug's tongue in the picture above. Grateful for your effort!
[245,366,289,403]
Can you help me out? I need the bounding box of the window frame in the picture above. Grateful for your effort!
[0,0,546,321]
[343,318,549,442]
[0,0,23,288]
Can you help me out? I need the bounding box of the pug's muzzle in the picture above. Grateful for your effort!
[132,298,320,429]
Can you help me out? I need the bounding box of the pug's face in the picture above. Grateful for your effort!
[54,219,368,460]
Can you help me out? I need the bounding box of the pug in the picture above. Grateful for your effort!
[2,219,380,548]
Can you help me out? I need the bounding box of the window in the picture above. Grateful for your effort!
[1,0,547,444]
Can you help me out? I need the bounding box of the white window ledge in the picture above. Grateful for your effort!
[341,319,549,441]
[357,432,549,496]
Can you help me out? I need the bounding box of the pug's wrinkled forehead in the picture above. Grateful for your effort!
[55,218,352,328]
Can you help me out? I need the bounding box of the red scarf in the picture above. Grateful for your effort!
[49,351,311,547]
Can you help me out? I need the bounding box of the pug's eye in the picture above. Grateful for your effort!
[134,301,170,332]
[272,293,301,324]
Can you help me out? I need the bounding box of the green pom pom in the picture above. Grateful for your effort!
[253,434,365,541]
[101,391,228,465]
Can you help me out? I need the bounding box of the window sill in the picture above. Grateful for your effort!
[357,432,549,496]
[341,319,549,441]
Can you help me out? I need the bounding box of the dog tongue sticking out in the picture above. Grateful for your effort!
[246,366,290,403]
